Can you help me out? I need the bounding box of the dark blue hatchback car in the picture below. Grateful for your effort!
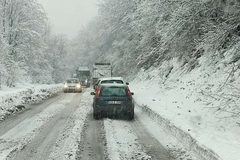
[90,84,134,120]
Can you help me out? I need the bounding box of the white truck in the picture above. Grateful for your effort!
[92,63,112,86]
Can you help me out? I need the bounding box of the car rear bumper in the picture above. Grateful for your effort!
[63,87,82,92]
[93,105,134,115]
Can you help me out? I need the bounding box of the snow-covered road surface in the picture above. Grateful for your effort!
[0,88,199,160]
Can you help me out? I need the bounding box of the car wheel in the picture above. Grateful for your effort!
[93,110,98,119]
[108,114,113,119]
[93,113,99,119]
[128,112,134,120]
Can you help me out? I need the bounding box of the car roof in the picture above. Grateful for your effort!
[99,77,123,81]
[99,83,128,87]
[77,67,90,71]
[67,78,79,80]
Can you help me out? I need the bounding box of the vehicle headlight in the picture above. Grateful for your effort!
[63,84,68,88]
[76,84,81,88]
[85,79,88,83]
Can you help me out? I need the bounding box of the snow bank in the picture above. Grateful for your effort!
[137,104,220,160]
[0,84,62,120]
[130,56,240,160]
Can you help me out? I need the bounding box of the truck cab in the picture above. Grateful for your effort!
[76,67,91,87]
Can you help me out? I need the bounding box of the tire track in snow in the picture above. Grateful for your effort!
[0,93,79,160]
[76,113,108,160]
[48,88,94,160]
[11,93,82,160]
[104,119,154,160]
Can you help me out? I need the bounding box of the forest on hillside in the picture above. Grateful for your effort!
[0,0,69,87]
[1,0,240,87]
[73,0,240,77]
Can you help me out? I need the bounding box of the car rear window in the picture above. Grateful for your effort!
[101,80,123,84]
[67,79,78,83]
[100,86,127,96]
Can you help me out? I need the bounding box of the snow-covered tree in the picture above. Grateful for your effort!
[0,0,48,86]
[0,0,70,86]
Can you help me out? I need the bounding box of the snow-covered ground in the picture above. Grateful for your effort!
[130,56,240,160]
[104,119,152,160]
[0,83,62,121]
[0,55,239,160]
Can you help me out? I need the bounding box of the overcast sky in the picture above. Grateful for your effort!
[37,0,99,40]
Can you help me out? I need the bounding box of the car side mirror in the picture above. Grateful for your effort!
[131,92,134,95]
[90,92,95,95]
[126,82,129,85]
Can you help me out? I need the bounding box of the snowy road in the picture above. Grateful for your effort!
[0,88,196,160]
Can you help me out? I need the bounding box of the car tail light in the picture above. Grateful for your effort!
[126,88,132,99]
[95,86,101,101]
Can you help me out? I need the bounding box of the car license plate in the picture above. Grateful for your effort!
[108,101,122,104]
